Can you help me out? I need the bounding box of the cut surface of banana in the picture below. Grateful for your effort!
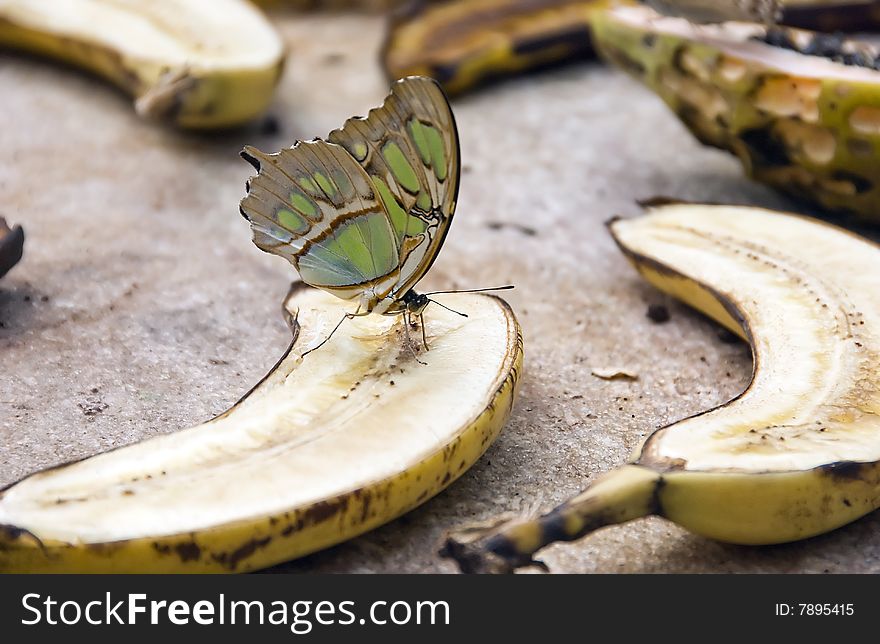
[0,0,285,128]
[443,203,880,573]
[0,285,522,572]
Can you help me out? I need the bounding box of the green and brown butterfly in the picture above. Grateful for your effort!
[239,76,473,353]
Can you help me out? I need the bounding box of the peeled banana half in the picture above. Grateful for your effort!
[0,285,522,573]
[592,5,880,219]
[443,202,880,574]
[0,0,285,128]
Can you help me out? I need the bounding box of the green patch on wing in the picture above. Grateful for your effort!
[408,119,432,166]
[424,125,447,181]
[416,191,432,212]
[320,213,398,282]
[373,177,408,243]
[298,177,320,195]
[297,243,364,287]
[352,142,368,161]
[277,209,309,234]
[314,172,337,198]
[381,141,421,194]
[373,177,429,242]
[290,191,320,220]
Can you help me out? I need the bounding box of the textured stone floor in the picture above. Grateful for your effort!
[1,12,878,573]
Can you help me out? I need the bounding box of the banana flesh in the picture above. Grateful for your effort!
[0,0,285,128]
[443,203,880,573]
[0,285,522,573]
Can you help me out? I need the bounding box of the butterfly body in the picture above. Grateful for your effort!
[240,77,460,322]
[643,0,781,23]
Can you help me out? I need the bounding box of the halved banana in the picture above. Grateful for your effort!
[443,202,880,573]
[0,285,522,573]
[0,0,285,128]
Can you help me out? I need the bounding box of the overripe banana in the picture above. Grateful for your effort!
[592,5,880,218]
[0,0,285,128]
[382,0,622,96]
[443,202,880,573]
[0,285,522,572]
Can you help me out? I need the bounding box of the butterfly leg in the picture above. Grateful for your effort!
[402,311,427,366]
[301,306,367,359]
[419,312,430,352]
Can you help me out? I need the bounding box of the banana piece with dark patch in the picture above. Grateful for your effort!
[592,5,880,219]
[443,202,880,573]
[382,0,624,96]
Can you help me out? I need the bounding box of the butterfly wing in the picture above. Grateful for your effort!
[327,76,460,302]
[240,140,402,307]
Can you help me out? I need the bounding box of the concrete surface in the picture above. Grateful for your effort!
[1,13,879,574]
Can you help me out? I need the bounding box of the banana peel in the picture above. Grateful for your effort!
[443,202,880,573]
[0,0,285,129]
[592,5,880,219]
[0,284,522,573]
[382,0,625,97]
[782,0,880,31]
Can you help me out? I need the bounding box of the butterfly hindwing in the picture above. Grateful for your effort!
[327,76,460,297]
[240,140,400,295]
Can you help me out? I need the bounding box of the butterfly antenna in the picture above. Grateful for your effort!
[425,285,515,296]
[427,298,468,318]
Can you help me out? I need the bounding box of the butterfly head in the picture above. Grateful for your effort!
[402,289,430,315]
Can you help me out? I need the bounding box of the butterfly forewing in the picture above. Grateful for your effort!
[328,76,460,299]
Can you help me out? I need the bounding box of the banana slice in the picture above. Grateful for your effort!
[443,202,880,573]
[0,285,522,573]
[0,0,285,128]
[591,5,880,218]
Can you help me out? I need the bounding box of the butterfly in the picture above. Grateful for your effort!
[643,0,781,24]
[240,76,478,356]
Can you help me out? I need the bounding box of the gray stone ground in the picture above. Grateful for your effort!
[1,13,878,573]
